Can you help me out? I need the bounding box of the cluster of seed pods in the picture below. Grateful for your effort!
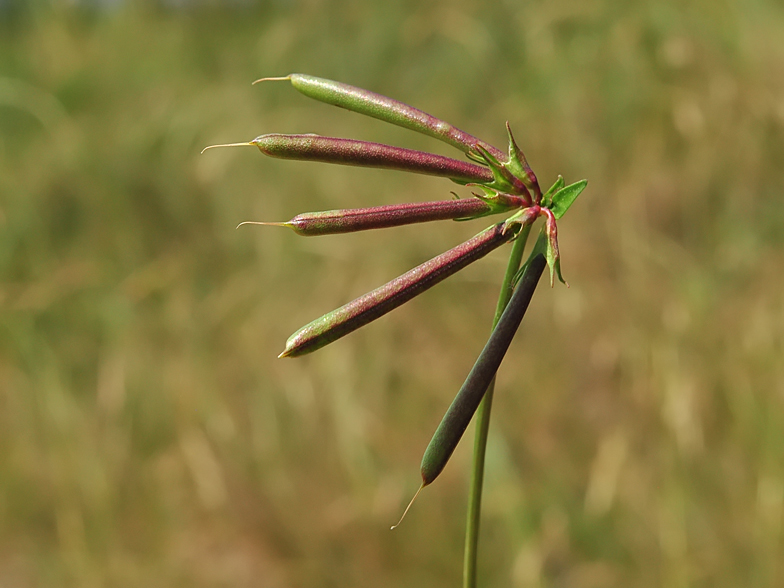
[203,74,586,525]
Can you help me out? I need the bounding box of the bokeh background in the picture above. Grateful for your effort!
[2,0,784,586]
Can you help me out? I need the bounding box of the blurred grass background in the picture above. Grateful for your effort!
[1,0,784,586]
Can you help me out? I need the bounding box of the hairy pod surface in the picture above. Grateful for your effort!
[274,197,525,236]
[419,253,547,486]
[280,222,517,357]
[252,134,495,184]
[261,74,506,161]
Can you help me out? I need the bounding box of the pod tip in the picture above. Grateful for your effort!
[236,221,288,230]
[201,142,253,154]
[252,75,292,85]
[390,483,424,530]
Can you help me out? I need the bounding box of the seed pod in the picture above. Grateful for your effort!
[279,222,517,358]
[239,195,526,236]
[419,253,546,486]
[203,134,494,185]
[255,74,506,161]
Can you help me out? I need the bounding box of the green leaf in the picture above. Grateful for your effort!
[542,176,564,208]
[549,179,587,219]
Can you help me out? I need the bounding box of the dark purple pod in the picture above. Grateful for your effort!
[279,222,517,358]
[240,195,526,236]
[419,253,547,486]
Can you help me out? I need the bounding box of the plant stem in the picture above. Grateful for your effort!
[462,224,535,588]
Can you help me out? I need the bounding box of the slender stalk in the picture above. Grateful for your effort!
[463,224,537,588]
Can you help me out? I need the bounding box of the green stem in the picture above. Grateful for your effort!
[462,223,532,588]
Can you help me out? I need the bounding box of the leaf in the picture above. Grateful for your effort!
[549,180,587,219]
[542,176,564,208]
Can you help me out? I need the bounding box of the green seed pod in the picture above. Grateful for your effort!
[279,222,517,358]
[255,74,506,161]
[420,253,546,486]
[203,133,495,185]
[239,195,525,236]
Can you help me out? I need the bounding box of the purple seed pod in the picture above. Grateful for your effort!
[256,74,507,161]
[203,134,495,185]
[279,222,517,358]
[239,196,526,236]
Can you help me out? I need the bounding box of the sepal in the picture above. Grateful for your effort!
[453,186,527,221]
[542,209,567,287]
[474,144,532,198]
[504,123,541,202]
